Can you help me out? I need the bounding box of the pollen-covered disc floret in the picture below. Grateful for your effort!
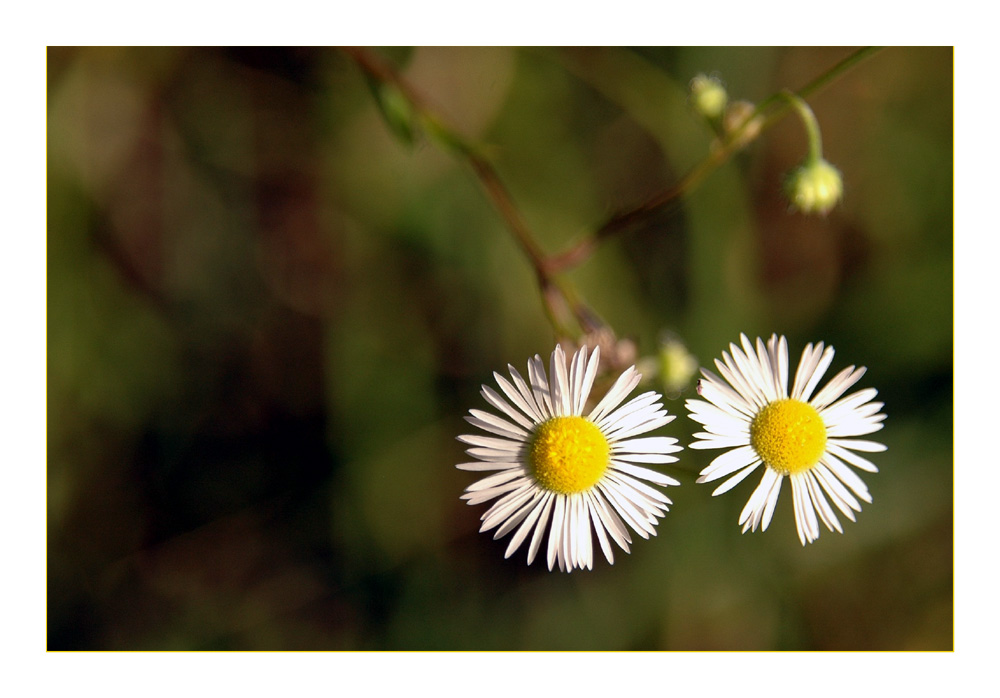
[457,344,682,572]
[529,416,610,494]
[749,399,826,475]
[686,334,886,545]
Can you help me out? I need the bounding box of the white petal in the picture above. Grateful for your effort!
[732,336,772,406]
[790,474,820,545]
[598,480,656,538]
[598,391,661,430]
[828,438,887,453]
[697,445,759,483]
[768,334,789,399]
[606,411,675,441]
[464,446,527,462]
[575,494,594,570]
[483,484,539,533]
[812,464,860,518]
[566,348,587,417]
[612,452,678,464]
[689,433,750,450]
[476,479,533,517]
[821,453,873,503]
[719,356,767,411]
[505,365,545,423]
[603,404,668,437]
[526,493,555,565]
[822,387,879,416]
[793,343,834,402]
[606,469,673,507]
[610,461,681,487]
[758,469,784,531]
[804,471,842,534]
[549,344,571,417]
[826,442,880,473]
[811,365,865,411]
[456,460,520,472]
[603,474,666,519]
[711,461,760,496]
[825,418,885,438]
[461,477,528,506]
[527,355,553,418]
[560,494,576,570]
[588,368,641,423]
[686,399,749,434]
[457,433,523,452]
[465,468,525,493]
[578,346,601,415]
[546,495,566,571]
[466,409,529,440]
[585,491,614,564]
[753,335,782,403]
[494,372,544,426]
[696,370,757,418]
[589,489,632,552]
[613,435,678,455]
[739,468,781,532]
[504,492,548,559]
[481,385,535,431]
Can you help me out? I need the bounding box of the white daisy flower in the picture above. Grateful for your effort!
[687,334,886,545]
[457,344,682,572]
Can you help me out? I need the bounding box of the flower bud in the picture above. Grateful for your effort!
[657,334,698,397]
[722,100,763,149]
[784,158,843,215]
[689,74,727,121]
[636,332,698,398]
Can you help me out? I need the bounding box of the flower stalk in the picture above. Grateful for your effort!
[782,91,825,167]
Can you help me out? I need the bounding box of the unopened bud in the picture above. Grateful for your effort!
[722,100,763,149]
[784,158,843,215]
[657,334,698,397]
[636,333,698,398]
[689,74,728,121]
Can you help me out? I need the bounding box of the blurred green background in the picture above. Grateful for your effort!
[47,46,952,650]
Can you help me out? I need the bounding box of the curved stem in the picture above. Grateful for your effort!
[781,91,824,165]
[547,47,882,274]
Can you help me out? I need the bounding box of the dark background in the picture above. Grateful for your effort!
[47,46,952,650]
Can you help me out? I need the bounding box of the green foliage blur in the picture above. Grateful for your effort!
[47,46,952,650]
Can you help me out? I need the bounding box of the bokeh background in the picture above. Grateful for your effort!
[47,46,952,650]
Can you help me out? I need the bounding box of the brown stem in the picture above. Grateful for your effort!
[340,46,579,333]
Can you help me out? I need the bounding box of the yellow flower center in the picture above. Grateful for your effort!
[529,416,610,494]
[749,398,827,475]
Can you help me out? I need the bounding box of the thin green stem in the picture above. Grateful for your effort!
[751,47,882,125]
[547,47,883,273]
[794,46,882,101]
[781,91,824,165]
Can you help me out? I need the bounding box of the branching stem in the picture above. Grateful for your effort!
[341,46,882,337]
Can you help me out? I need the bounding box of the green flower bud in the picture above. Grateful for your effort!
[636,332,698,398]
[657,334,698,397]
[689,74,728,121]
[784,158,843,215]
